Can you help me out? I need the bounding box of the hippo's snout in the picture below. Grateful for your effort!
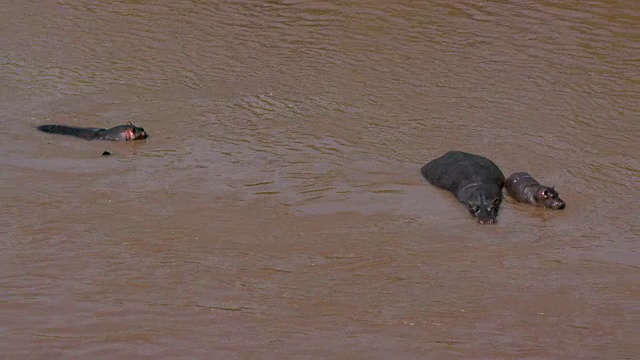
[476,213,497,225]
[546,198,566,210]
[135,130,148,140]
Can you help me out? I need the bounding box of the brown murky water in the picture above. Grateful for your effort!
[1,0,638,358]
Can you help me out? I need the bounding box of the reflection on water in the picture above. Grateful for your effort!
[0,0,637,358]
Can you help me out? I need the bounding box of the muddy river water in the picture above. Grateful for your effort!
[1,1,638,358]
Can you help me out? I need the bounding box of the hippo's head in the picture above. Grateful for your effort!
[98,122,148,141]
[125,122,148,141]
[465,186,502,224]
[535,186,565,210]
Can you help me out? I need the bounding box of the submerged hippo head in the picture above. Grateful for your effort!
[462,184,503,225]
[535,186,565,210]
[467,197,502,224]
[97,122,148,141]
[123,121,148,141]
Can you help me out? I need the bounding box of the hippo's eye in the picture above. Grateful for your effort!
[467,202,481,214]
[542,189,550,198]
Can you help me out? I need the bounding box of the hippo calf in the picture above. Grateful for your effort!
[37,122,147,141]
[505,172,565,209]
[421,151,505,224]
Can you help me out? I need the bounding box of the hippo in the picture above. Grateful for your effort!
[37,122,147,141]
[505,172,565,209]
[421,151,505,224]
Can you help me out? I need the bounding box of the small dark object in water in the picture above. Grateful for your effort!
[102,151,111,156]
[37,122,147,141]
[505,172,565,209]
[421,150,505,224]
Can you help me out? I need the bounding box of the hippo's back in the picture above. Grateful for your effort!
[504,172,534,194]
[421,151,505,194]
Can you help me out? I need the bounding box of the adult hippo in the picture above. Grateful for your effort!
[421,151,505,224]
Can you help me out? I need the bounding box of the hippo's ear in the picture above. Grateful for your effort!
[492,198,501,206]
[128,121,133,126]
